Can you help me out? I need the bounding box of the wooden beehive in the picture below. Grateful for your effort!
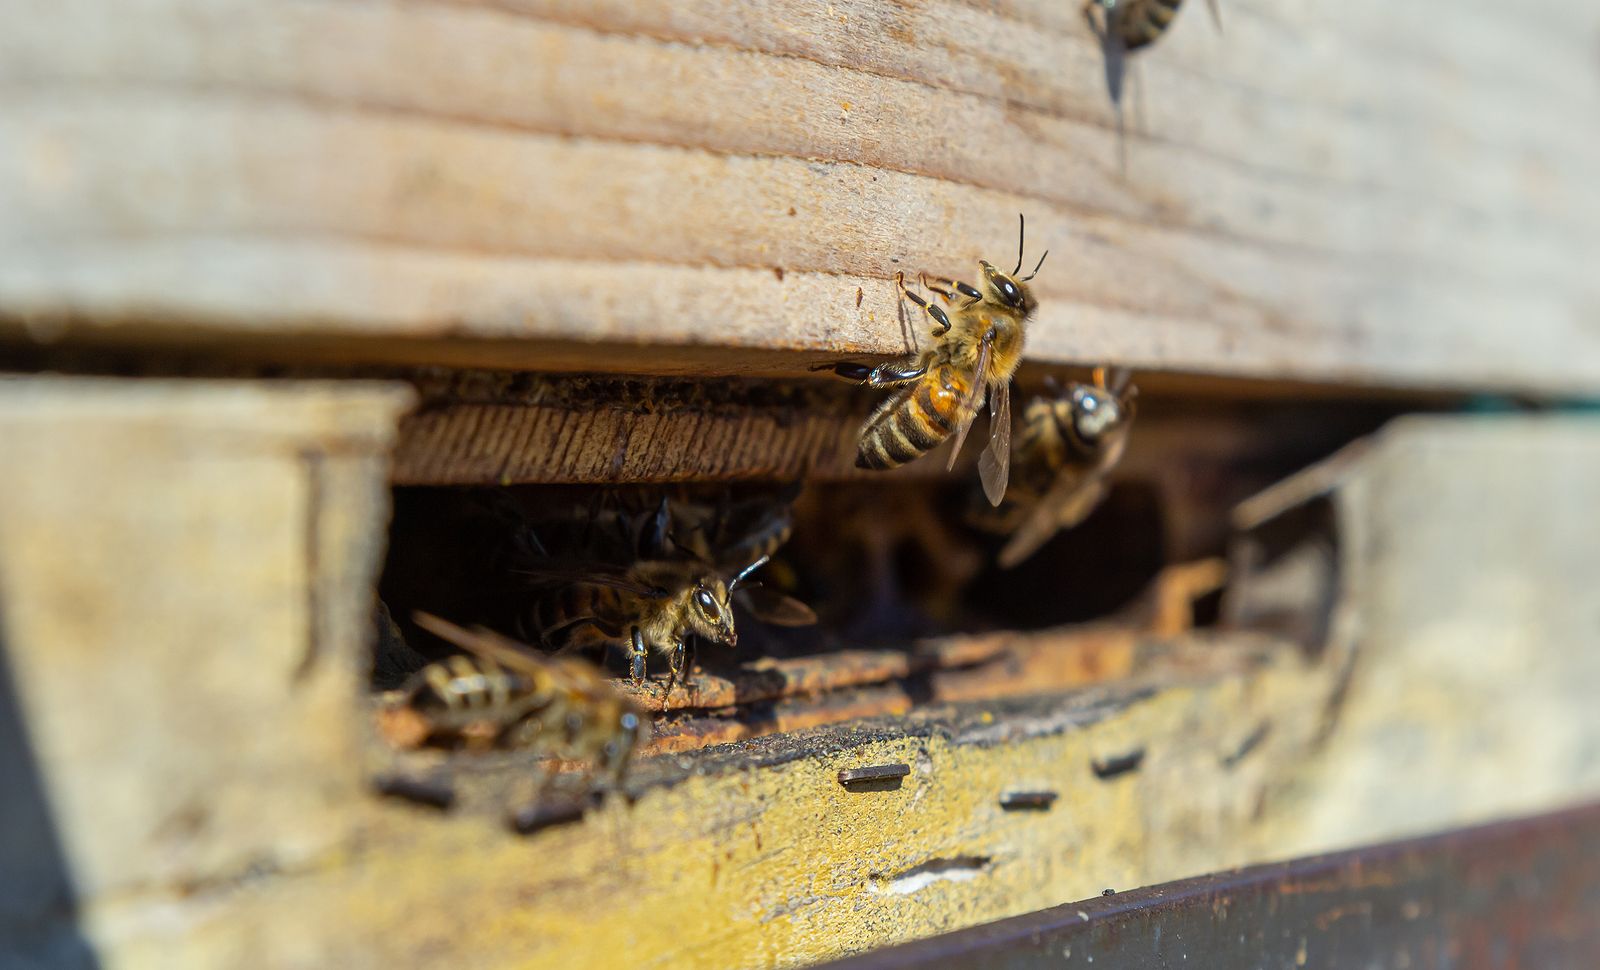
[2,1,1600,967]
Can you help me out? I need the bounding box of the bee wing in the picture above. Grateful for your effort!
[717,510,795,575]
[515,561,670,598]
[413,611,555,677]
[977,378,1012,506]
[1205,0,1223,31]
[945,332,993,471]
[995,471,1110,570]
[735,586,819,627]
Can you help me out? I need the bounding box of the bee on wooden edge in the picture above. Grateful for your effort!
[821,214,1048,507]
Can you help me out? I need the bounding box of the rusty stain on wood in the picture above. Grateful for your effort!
[618,635,1016,714]
[625,629,1137,755]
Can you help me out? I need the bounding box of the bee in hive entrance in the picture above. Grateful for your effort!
[824,215,1047,507]
[520,492,816,690]
[378,613,645,797]
[972,367,1138,569]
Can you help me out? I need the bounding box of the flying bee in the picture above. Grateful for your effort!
[1085,0,1220,52]
[825,215,1047,506]
[379,613,645,794]
[986,367,1138,569]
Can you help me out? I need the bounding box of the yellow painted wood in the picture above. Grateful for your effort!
[87,646,1331,969]
[5,384,1600,968]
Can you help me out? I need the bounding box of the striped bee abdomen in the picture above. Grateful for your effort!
[534,583,623,644]
[409,657,546,735]
[1117,0,1184,50]
[855,366,967,470]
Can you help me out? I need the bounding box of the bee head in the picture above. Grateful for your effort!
[1065,385,1128,443]
[978,261,1035,314]
[979,214,1046,315]
[686,576,736,647]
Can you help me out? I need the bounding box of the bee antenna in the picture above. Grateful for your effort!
[1013,213,1026,276]
[729,554,771,591]
[1102,366,1134,395]
[1021,250,1049,282]
[525,527,549,560]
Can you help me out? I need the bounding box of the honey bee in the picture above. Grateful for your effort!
[655,493,818,631]
[379,613,645,793]
[523,547,813,690]
[826,215,1047,506]
[1084,0,1220,52]
[989,367,1138,569]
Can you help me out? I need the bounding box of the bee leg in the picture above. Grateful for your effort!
[866,360,927,387]
[523,526,550,560]
[821,358,926,387]
[897,272,952,336]
[665,638,689,694]
[921,273,983,309]
[819,361,880,381]
[920,274,953,305]
[1082,0,1108,43]
[629,627,648,685]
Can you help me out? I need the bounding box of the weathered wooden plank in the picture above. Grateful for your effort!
[2,0,1598,390]
[110,644,1339,970]
[817,805,1600,970]
[5,406,1600,967]
[387,371,1395,486]
[0,378,414,909]
[1245,415,1600,857]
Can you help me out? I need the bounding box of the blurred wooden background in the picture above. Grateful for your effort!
[3,0,1600,389]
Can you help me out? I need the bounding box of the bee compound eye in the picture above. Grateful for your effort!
[695,589,717,612]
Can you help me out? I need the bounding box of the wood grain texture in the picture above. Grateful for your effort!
[0,377,414,911]
[122,640,1344,970]
[3,0,1599,390]
[8,406,1600,967]
[1253,415,1600,856]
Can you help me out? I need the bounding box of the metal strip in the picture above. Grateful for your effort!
[819,802,1600,969]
